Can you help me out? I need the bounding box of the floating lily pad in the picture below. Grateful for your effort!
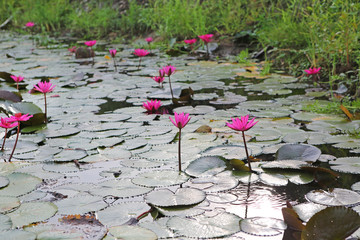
[306,188,360,207]
[202,145,249,160]
[261,160,307,170]
[41,126,80,138]
[155,205,205,217]
[0,176,9,189]
[0,172,41,197]
[173,105,216,115]
[293,202,326,222]
[55,194,107,215]
[0,214,12,231]
[132,170,189,187]
[167,212,241,238]
[97,202,150,227]
[105,225,158,240]
[240,217,287,236]
[0,196,20,214]
[0,230,36,240]
[185,156,226,177]
[188,175,239,193]
[53,149,88,162]
[145,188,205,207]
[7,202,57,227]
[275,144,321,162]
[207,193,238,203]
[121,158,163,169]
[89,179,153,198]
[329,157,360,174]
[301,206,360,240]
[259,173,288,186]
[139,218,175,239]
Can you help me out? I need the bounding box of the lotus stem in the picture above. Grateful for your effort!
[138,58,142,69]
[178,128,182,172]
[242,131,252,171]
[168,76,174,100]
[44,93,48,123]
[8,123,20,162]
[113,58,117,72]
[1,129,7,152]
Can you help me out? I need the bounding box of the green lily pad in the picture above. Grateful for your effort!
[185,156,226,177]
[188,175,239,193]
[202,145,249,160]
[261,160,307,170]
[139,218,175,239]
[302,206,360,240]
[155,205,205,217]
[7,102,44,126]
[7,201,58,227]
[0,172,41,197]
[207,193,238,203]
[145,188,205,207]
[55,194,107,215]
[0,214,12,231]
[306,188,360,207]
[132,170,189,187]
[97,202,150,227]
[53,149,87,162]
[0,176,9,189]
[275,144,321,162]
[167,212,241,238]
[240,217,287,236]
[173,105,216,115]
[89,179,153,198]
[105,225,158,240]
[0,230,36,240]
[0,196,20,214]
[293,202,326,222]
[259,173,288,186]
[329,157,360,174]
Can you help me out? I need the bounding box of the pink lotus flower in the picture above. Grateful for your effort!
[142,99,162,113]
[84,40,97,47]
[162,65,176,77]
[0,117,18,152]
[151,76,164,88]
[33,81,55,123]
[198,34,213,43]
[68,46,77,53]
[109,49,117,57]
[170,112,191,129]
[25,22,35,27]
[10,75,24,90]
[159,69,166,78]
[145,37,153,43]
[8,113,33,123]
[226,115,258,171]
[226,115,258,132]
[304,67,321,75]
[184,39,197,45]
[170,112,191,172]
[6,113,33,162]
[134,49,149,57]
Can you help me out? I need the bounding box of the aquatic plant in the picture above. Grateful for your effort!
[134,49,149,69]
[68,46,76,54]
[226,115,258,171]
[142,99,162,114]
[109,49,117,72]
[6,113,33,162]
[145,37,153,43]
[25,22,34,27]
[32,80,55,123]
[84,40,96,65]
[184,38,197,53]
[151,76,164,88]
[10,75,24,90]
[170,112,191,172]
[0,117,18,152]
[162,65,176,99]
[198,34,213,56]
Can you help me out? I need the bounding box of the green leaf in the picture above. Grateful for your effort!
[0,196,20,214]
[240,217,287,236]
[132,170,189,187]
[185,156,226,177]
[0,173,42,197]
[306,188,360,207]
[0,214,12,231]
[0,176,9,189]
[55,194,107,215]
[275,144,321,162]
[302,206,360,240]
[145,188,205,207]
[7,202,58,227]
[0,230,36,240]
[105,225,157,240]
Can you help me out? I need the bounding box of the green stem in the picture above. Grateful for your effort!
[8,123,20,162]
[242,131,252,171]
[113,58,117,72]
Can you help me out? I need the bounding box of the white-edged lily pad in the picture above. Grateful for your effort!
[240,217,287,236]
[145,188,205,207]
[305,188,360,207]
[188,175,239,193]
[329,157,360,174]
[167,211,241,238]
[132,170,189,187]
[7,202,58,227]
[105,225,158,240]
[207,193,238,203]
[293,202,326,222]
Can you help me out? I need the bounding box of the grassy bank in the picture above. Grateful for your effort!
[1,0,359,99]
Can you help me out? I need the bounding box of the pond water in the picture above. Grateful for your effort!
[0,32,360,239]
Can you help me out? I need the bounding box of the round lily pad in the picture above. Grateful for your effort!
[0,214,12,231]
[202,145,249,160]
[0,196,20,214]
[0,230,36,240]
[132,170,189,187]
[275,144,321,162]
[105,225,158,240]
[55,194,107,215]
[293,202,326,222]
[167,212,241,238]
[7,201,58,227]
[53,149,88,162]
[0,172,42,197]
[97,202,150,227]
[185,156,226,177]
[188,175,239,193]
[145,188,205,207]
[305,188,360,207]
[0,176,9,189]
[240,217,287,236]
[207,193,238,203]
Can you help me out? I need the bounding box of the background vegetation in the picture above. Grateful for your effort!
[0,0,359,99]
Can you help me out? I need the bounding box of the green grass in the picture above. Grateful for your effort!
[303,99,360,115]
